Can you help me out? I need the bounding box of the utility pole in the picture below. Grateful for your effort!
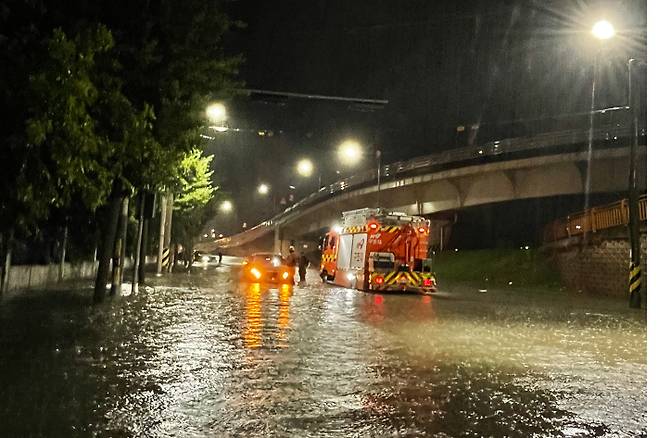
[165,193,174,272]
[376,149,382,207]
[139,214,149,283]
[157,193,167,276]
[110,196,129,296]
[132,192,145,294]
[627,58,643,308]
[584,52,600,212]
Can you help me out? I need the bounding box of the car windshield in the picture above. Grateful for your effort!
[251,254,281,267]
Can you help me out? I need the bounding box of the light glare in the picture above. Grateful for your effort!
[297,159,314,177]
[220,200,233,212]
[338,140,363,166]
[257,183,270,195]
[591,20,615,40]
[206,103,227,123]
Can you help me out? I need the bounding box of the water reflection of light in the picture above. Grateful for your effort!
[276,284,292,347]
[243,283,263,349]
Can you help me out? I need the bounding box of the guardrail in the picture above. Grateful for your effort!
[224,123,645,248]
[543,195,647,242]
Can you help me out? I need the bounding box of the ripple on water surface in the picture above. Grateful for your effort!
[0,270,646,437]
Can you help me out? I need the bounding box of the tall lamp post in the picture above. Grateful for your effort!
[627,58,645,308]
[590,20,644,307]
[585,20,615,210]
[337,139,383,206]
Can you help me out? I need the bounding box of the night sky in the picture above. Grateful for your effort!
[207,0,646,233]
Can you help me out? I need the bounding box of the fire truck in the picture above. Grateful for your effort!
[320,208,437,293]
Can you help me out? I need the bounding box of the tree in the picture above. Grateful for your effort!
[0,1,241,301]
[171,149,219,270]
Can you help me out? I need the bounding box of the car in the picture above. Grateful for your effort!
[241,252,295,284]
[192,252,221,267]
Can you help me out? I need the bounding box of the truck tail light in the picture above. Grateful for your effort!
[418,226,426,234]
[374,276,384,285]
[423,278,433,287]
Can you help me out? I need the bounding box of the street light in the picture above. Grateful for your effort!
[337,139,364,166]
[583,20,617,210]
[296,158,314,177]
[586,20,643,307]
[257,183,270,195]
[336,138,382,205]
[220,200,233,213]
[206,103,227,123]
[591,20,615,40]
[626,58,645,309]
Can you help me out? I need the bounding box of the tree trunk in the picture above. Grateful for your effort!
[132,192,145,294]
[58,224,68,282]
[139,217,149,283]
[93,181,123,303]
[0,229,14,295]
[110,195,129,296]
[185,239,194,273]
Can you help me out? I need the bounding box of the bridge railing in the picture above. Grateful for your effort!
[543,195,647,242]
[226,124,644,248]
[320,124,636,206]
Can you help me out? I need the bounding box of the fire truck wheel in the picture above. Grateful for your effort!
[320,271,328,283]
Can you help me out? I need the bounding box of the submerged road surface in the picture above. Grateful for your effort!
[0,260,646,437]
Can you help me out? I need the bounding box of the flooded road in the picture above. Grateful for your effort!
[0,261,646,437]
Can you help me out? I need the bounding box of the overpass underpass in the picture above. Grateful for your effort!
[209,125,646,256]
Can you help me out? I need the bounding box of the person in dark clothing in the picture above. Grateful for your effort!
[298,251,309,283]
[286,246,298,267]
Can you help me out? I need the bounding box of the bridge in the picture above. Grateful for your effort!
[208,124,646,255]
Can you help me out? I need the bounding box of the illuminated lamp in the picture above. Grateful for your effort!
[250,267,262,280]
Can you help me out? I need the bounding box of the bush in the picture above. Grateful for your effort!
[431,248,561,288]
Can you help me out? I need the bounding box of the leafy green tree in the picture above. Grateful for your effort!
[171,149,219,269]
[0,1,241,300]
[25,26,118,214]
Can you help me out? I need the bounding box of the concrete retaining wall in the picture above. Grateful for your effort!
[3,261,99,292]
[547,231,646,297]
[1,255,161,294]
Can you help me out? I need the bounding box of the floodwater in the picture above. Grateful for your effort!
[0,259,646,437]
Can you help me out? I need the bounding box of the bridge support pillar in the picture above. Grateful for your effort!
[273,226,281,254]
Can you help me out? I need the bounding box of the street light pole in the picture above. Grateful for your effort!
[627,58,643,308]
[587,20,644,306]
[375,149,382,208]
[584,52,599,211]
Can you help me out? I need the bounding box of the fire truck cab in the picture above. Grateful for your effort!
[320,208,437,293]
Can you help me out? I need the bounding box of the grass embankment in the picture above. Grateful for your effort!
[432,248,561,289]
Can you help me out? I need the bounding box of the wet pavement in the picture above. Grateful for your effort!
[0,258,646,437]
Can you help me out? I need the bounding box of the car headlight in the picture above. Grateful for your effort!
[250,267,262,279]
[272,257,281,267]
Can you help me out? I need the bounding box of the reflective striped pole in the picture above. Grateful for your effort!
[156,193,166,276]
[627,59,642,308]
